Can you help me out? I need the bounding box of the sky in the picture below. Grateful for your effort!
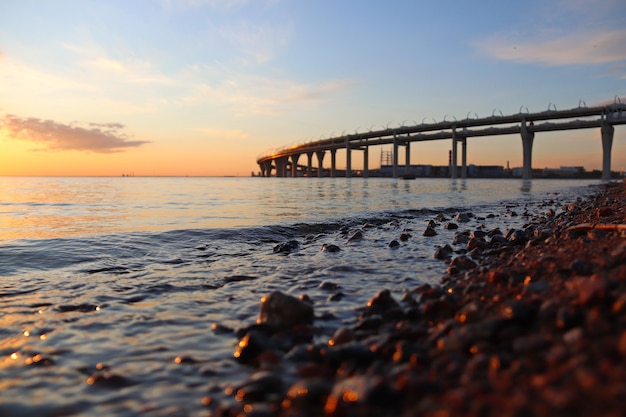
[1,0,625,176]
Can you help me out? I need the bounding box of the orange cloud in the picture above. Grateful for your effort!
[0,114,149,153]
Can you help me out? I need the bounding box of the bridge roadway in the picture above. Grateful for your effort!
[256,102,626,180]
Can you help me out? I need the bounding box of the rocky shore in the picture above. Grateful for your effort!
[213,181,626,417]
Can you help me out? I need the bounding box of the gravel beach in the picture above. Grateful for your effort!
[218,180,626,417]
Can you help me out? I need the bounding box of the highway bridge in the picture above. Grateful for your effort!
[256,101,626,180]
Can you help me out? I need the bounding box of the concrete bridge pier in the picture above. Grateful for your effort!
[451,130,458,179]
[345,137,352,178]
[460,137,467,179]
[393,134,399,178]
[261,160,272,177]
[290,154,301,177]
[316,150,325,178]
[330,149,337,178]
[306,152,313,177]
[601,122,614,180]
[275,157,288,177]
[405,141,411,175]
[521,120,535,180]
[362,147,369,178]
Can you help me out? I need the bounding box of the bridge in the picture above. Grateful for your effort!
[256,101,626,180]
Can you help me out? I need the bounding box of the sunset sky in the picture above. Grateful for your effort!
[1,0,625,176]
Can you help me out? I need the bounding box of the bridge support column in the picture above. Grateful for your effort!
[345,138,352,178]
[290,154,301,177]
[521,120,535,180]
[316,151,325,178]
[601,122,614,180]
[451,131,458,179]
[405,141,411,175]
[393,134,399,178]
[461,137,467,179]
[363,147,369,178]
[330,149,337,178]
[265,161,274,177]
[275,157,288,177]
[306,152,313,177]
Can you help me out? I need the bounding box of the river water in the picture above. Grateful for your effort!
[0,177,600,416]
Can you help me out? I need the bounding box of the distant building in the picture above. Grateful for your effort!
[542,166,585,177]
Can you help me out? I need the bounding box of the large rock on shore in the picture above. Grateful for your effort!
[257,291,314,328]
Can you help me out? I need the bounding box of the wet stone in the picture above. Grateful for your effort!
[426,219,437,227]
[257,291,314,328]
[449,255,477,270]
[452,233,470,245]
[434,244,454,260]
[328,292,345,301]
[454,213,471,223]
[388,239,400,248]
[507,229,528,245]
[399,232,411,241]
[423,226,437,237]
[346,230,364,243]
[444,222,459,230]
[365,289,400,316]
[319,281,341,290]
[273,240,299,254]
[321,244,341,253]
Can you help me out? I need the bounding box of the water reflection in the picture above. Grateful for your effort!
[0,177,600,241]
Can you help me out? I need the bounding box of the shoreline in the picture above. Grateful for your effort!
[218,180,626,416]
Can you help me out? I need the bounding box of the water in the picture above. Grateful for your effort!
[0,177,600,416]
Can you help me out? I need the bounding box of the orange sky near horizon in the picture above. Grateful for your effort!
[1,1,625,177]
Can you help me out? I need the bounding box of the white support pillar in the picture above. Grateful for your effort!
[521,120,535,180]
[393,134,399,178]
[601,122,614,180]
[451,130,458,179]
[330,149,337,178]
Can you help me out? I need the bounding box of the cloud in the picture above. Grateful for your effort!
[60,43,177,86]
[473,29,626,68]
[0,115,149,153]
[186,75,359,115]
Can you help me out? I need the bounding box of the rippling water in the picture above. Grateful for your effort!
[0,176,600,416]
